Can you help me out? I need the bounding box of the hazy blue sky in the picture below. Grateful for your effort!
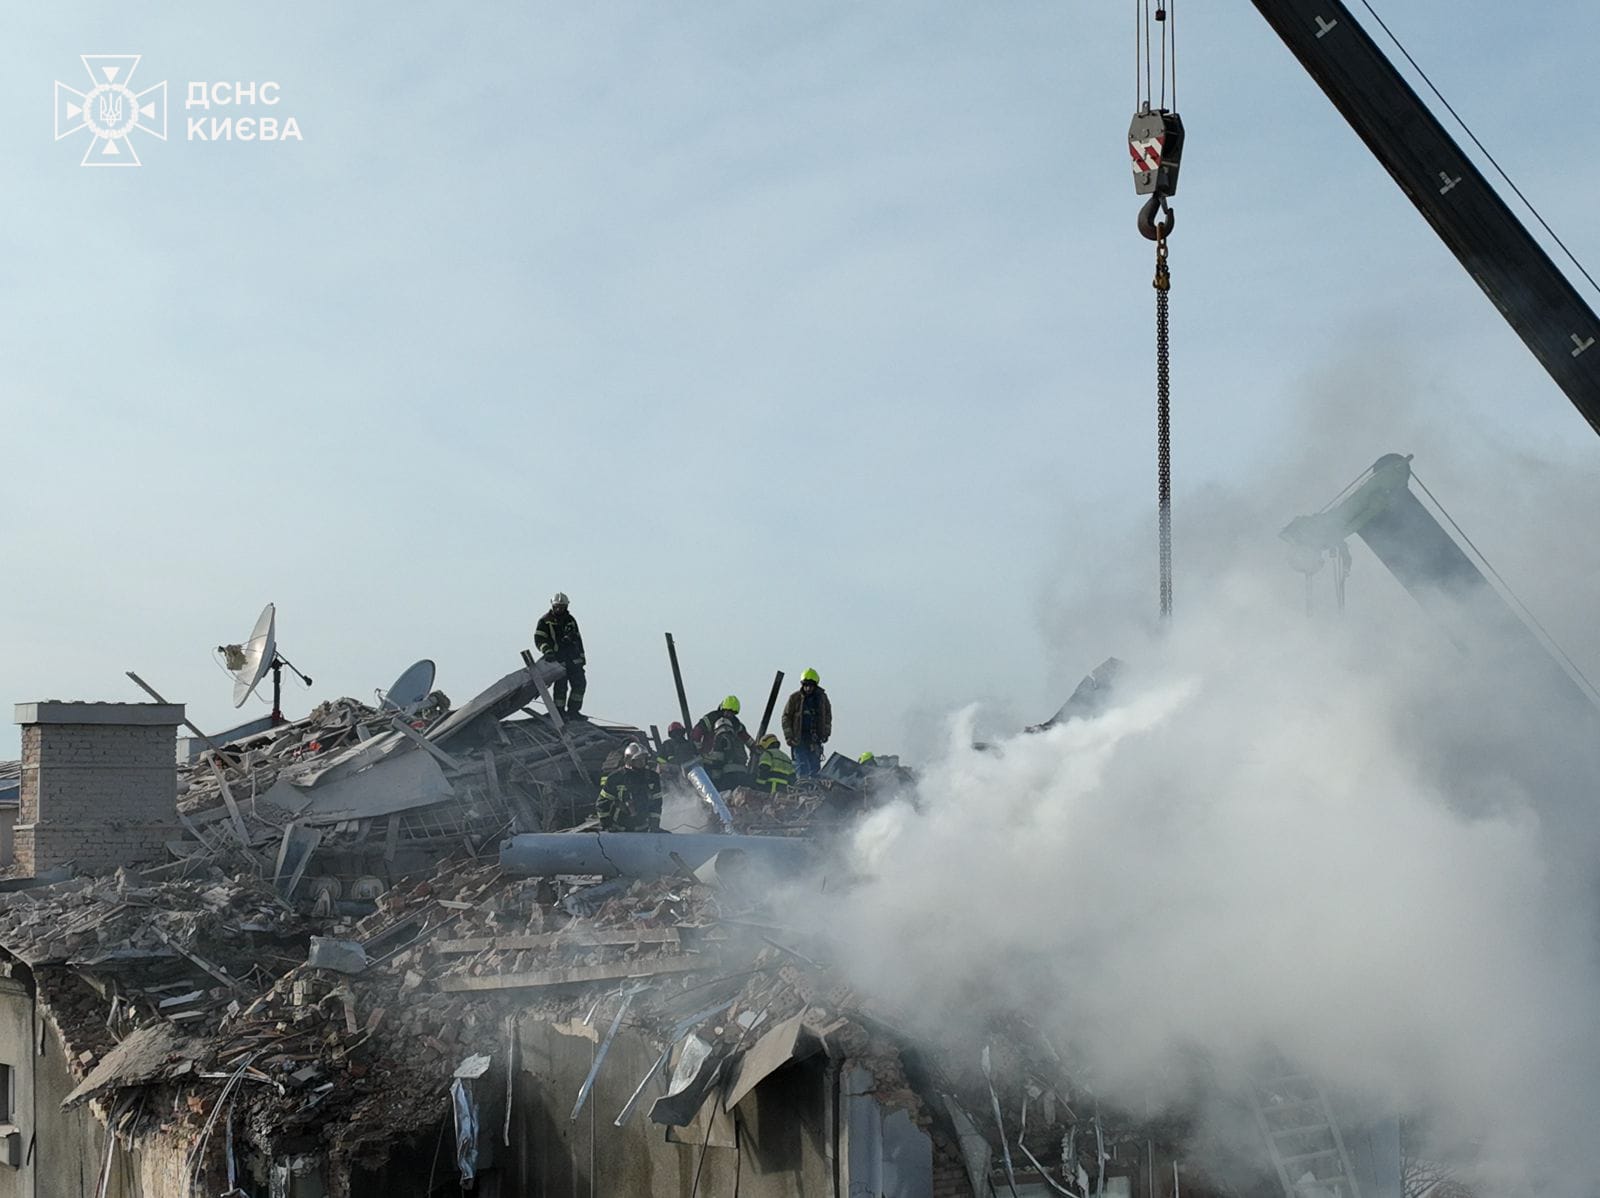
[4,2,1598,757]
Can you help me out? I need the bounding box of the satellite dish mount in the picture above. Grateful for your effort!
[219,603,315,724]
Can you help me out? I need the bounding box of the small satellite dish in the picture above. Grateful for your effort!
[379,659,436,716]
[217,602,313,725]
[226,604,276,708]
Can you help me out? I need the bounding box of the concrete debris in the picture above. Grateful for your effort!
[306,938,368,975]
[171,675,633,902]
[61,1021,203,1108]
[0,652,1246,1197]
[499,831,815,879]
[0,827,1214,1195]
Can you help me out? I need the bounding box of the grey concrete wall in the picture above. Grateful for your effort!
[0,970,174,1198]
[0,975,34,1198]
[506,1018,835,1197]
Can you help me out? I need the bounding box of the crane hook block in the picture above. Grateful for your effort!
[1129,107,1185,198]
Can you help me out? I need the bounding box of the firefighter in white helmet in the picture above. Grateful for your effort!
[534,592,587,719]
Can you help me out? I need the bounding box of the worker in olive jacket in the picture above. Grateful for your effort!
[780,668,832,778]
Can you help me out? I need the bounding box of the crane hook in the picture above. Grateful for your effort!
[1138,194,1175,241]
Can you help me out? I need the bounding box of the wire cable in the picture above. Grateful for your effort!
[1159,3,1168,111]
[1315,461,1379,515]
[1357,0,1600,300]
[1412,470,1600,706]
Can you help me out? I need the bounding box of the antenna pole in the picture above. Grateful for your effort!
[270,660,285,724]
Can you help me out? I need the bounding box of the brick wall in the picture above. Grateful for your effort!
[13,704,181,876]
[932,1133,974,1197]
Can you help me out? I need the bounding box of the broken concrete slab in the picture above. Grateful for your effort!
[295,749,455,825]
[307,938,369,975]
[62,1022,205,1108]
[439,955,709,992]
[499,832,814,880]
[429,662,565,749]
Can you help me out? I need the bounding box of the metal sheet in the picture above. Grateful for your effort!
[722,1012,814,1111]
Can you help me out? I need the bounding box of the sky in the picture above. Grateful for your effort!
[3,1,1599,760]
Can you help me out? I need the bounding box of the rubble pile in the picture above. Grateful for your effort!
[0,819,1189,1196]
[0,651,1228,1196]
[723,780,862,834]
[169,662,636,907]
[176,697,391,817]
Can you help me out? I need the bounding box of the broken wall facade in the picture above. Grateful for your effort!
[502,1018,841,1197]
[0,968,143,1198]
[0,965,201,1198]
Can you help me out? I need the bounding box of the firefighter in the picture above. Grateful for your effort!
[703,716,754,791]
[596,742,662,832]
[657,721,697,768]
[781,668,832,778]
[754,734,797,795]
[692,695,749,752]
[534,592,586,719]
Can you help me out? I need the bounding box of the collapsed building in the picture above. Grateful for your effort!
[0,661,1401,1198]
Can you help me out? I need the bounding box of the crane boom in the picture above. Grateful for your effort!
[1250,0,1600,436]
[1282,453,1599,720]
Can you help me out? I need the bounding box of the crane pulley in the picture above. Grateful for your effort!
[1131,2,1182,621]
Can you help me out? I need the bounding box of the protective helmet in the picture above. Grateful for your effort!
[551,592,570,607]
[758,733,779,750]
[668,721,685,735]
[858,751,875,764]
[623,742,649,766]
[802,668,820,683]
[721,695,741,714]
[714,717,737,735]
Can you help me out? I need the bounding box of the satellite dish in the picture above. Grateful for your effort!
[217,602,313,724]
[226,604,276,708]
[379,659,436,716]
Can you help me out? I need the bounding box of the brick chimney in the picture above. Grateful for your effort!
[13,702,184,876]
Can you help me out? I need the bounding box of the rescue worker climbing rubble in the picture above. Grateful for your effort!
[781,668,832,778]
[703,715,754,791]
[534,592,587,720]
[754,734,796,795]
[657,721,697,768]
[596,742,662,832]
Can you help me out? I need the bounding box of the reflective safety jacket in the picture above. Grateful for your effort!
[657,733,697,768]
[596,766,662,832]
[755,745,797,794]
[692,709,749,751]
[534,609,585,664]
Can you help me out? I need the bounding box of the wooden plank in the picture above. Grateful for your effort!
[151,927,243,991]
[210,761,252,848]
[435,928,681,955]
[125,672,234,761]
[388,715,464,771]
[440,954,707,992]
[526,670,593,784]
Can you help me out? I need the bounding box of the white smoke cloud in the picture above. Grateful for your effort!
[805,561,1600,1195]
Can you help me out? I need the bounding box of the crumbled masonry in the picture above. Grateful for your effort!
[0,659,1254,1196]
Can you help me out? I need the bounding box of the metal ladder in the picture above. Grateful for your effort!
[1247,1065,1364,1198]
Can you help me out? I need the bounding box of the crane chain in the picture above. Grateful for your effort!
[1155,232,1172,621]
